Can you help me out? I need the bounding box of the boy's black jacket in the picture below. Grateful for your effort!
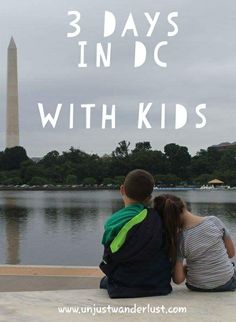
[99,208,172,298]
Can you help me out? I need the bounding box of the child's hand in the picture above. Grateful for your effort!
[173,261,186,284]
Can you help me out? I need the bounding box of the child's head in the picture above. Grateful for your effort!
[153,194,186,218]
[153,194,186,265]
[120,169,155,204]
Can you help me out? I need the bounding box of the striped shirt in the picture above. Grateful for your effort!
[177,216,235,289]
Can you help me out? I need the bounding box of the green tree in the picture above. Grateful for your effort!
[30,176,48,186]
[103,178,114,185]
[22,165,46,183]
[113,176,125,186]
[0,172,7,184]
[39,150,61,167]
[155,174,181,186]
[1,141,236,187]
[191,148,222,176]
[130,149,168,175]
[219,150,236,171]
[3,177,22,185]
[110,141,131,177]
[164,143,191,179]
[112,140,130,159]
[83,177,97,186]
[0,147,28,170]
[132,142,152,153]
[194,174,213,185]
[65,174,77,185]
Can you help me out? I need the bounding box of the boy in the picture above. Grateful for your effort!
[99,169,172,298]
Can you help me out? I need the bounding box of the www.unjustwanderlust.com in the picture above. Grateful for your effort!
[57,304,187,316]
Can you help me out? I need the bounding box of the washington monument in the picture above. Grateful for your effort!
[6,37,19,148]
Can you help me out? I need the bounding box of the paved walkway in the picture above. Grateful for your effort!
[0,286,236,321]
[0,266,235,321]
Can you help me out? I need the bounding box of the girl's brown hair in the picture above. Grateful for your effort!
[153,194,185,266]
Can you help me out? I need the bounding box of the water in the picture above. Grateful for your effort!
[0,190,235,266]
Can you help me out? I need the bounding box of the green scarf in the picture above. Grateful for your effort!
[102,203,145,245]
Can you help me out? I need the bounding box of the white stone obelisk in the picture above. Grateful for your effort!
[6,37,19,148]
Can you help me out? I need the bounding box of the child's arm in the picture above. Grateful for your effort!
[223,235,235,258]
[213,217,235,259]
[172,260,186,285]
[173,233,186,284]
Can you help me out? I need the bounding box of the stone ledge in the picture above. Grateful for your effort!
[0,265,103,277]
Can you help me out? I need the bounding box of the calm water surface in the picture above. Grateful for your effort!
[0,190,235,265]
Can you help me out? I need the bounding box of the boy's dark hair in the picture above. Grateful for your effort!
[124,169,155,202]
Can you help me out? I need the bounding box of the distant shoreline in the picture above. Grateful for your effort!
[0,186,117,192]
[0,186,235,192]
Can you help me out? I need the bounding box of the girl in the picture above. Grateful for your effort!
[153,194,236,292]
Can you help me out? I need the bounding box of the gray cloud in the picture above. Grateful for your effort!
[0,0,235,156]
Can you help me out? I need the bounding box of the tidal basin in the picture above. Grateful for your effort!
[0,190,235,266]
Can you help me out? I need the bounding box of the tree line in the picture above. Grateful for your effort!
[0,141,236,186]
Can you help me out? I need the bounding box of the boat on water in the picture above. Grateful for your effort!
[154,185,236,191]
[154,186,196,191]
[200,178,234,191]
[200,185,231,190]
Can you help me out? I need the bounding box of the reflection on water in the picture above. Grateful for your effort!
[0,190,235,265]
[0,195,29,265]
[5,208,28,264]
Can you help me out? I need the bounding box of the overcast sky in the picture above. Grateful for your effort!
[0,0,235,156]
